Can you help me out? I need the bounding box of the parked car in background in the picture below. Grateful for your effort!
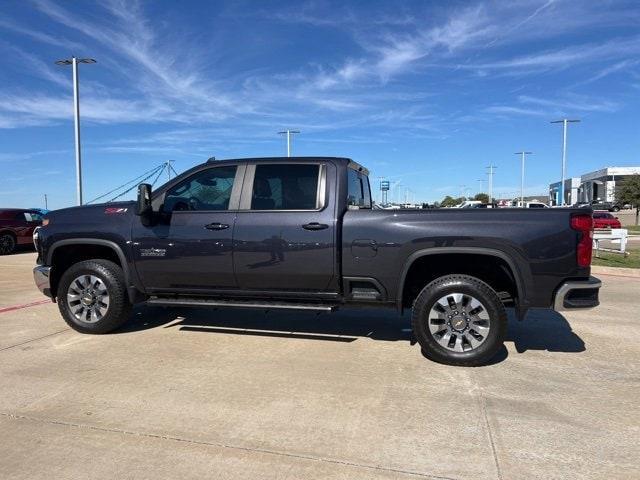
[0,208,44,255]
[526,201,548,208]
[587,201,622,212]
[592,211,622,229]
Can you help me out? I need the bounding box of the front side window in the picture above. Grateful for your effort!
[164,166,236,212]
[347,169,371,209]
[251,164,319,210]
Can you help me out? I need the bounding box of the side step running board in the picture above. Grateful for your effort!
[147,297,338,312]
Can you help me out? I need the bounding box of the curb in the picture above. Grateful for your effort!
[591,265,640,278]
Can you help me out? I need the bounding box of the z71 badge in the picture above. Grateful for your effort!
[104,207,128,214]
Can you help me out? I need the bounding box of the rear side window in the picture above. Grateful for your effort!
[251,164,320,210]
[347,169,371,209]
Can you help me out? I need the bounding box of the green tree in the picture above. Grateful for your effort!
[441,195,459,207]
[474,193,489,203]
[616,174,640,225]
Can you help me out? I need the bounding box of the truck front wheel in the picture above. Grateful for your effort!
[411,275,507,366]
[58,259,132,334]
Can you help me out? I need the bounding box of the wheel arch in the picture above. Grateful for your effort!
[0,229,17,239]
[47,239,137,301]
[397,247,526,316]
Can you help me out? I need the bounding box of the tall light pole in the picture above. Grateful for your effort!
[551,119,580,206]
[514,151,533,207]
[55,57,96,206]
[277,129,300,157]
[477,178,486,193]
[486,163,497,202]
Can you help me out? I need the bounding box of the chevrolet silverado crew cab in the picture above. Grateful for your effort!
[33,157,601,366]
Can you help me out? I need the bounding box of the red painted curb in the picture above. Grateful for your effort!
[0,299,51,314]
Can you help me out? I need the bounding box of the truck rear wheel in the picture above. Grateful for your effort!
[58,259,132,334]
[411,274,507,366]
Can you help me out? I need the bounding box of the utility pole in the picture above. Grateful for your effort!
[277,129,300,157]
[55,56,96,206]
[44,194,48,210]
[376,176,387,205]
[486,164,497,202]
[514,151,533,207]
[551,119,580,206]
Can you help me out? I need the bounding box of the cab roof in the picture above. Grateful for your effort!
[205,156,369,176]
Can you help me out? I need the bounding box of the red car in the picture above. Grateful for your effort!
[0,209,44,255]
[593,211,622,229]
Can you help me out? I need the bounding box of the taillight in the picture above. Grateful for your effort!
[571,214,593,267]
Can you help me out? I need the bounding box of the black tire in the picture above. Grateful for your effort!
[57,259,132,334]
[0,232,16,255]
[411,275,507,366]
[611,206,620,212]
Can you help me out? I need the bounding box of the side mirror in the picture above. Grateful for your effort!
[136,183,152,217]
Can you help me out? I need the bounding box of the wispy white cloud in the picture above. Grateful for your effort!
[461,36,640,73]
[0,0,636,142]
[518,94,619,113]
[0,16,83,49]
[484,106,546,117]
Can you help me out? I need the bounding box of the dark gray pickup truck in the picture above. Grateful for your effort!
[33,157,601,366]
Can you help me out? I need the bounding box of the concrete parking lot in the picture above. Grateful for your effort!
[1,252,638,480]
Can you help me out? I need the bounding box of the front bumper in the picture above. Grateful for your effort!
[553,276,601,311]
[33,265,53,298]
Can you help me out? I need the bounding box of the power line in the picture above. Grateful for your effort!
[86,163,166,204]
[108,166,166,202]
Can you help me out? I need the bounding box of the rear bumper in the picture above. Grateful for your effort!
[33,265,53,298]
[553,276,601,311]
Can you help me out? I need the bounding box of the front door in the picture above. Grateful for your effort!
[132,165,242,293]
[233,162,337,292]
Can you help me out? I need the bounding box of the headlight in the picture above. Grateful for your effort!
[33,226,41,250]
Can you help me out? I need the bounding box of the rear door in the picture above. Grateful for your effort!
[232,161,338,292]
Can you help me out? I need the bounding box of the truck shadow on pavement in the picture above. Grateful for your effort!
[118,305,585,364]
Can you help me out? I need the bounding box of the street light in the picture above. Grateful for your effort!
[277,129,300,157]
[55,57,96,205]
[514,151,533,207]
[551,119,580,206]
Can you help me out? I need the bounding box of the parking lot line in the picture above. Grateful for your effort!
[0,299,51,315]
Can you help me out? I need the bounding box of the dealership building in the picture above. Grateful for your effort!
[549,166,640,206]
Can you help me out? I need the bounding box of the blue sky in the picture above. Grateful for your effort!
[1,0,639,208]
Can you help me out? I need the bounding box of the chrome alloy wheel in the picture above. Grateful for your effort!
[67,274,110,323]
[428,293,490,352]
